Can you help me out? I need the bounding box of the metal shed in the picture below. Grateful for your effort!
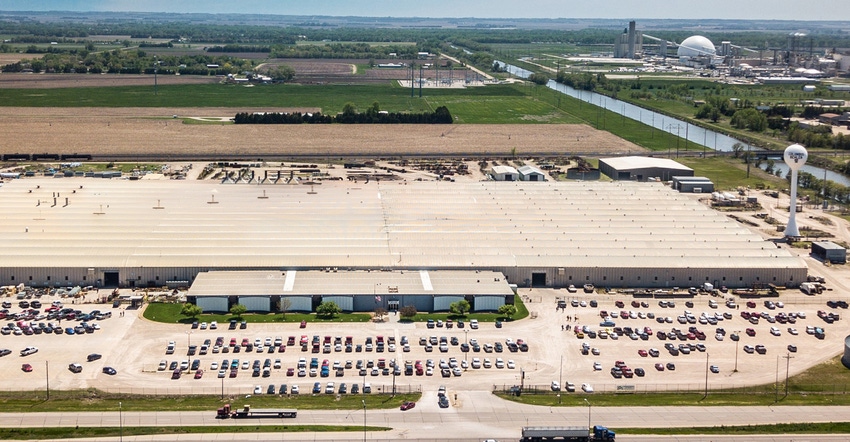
[491,165,519,181]
[517,165,546,181]
[600,156,693,181]
[811,241,847,264]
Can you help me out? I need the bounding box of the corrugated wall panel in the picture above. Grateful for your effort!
[282,296,312,312]
[197,297,229,313]
[322,296,354,312]
[239,296,270,312]
[434,295,463,311]
[474,296,505,312]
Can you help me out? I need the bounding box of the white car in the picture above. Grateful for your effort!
[495,358,504,369]
[593,362,602,371]
[507,360,515,369]
[471,358,481,369]
[483,358,492,368]
[210,362,219,370]
[290,385,300,394]
[770,327,781,336]
[581,383,594,393]
[551,381,561,391]
[274,359,282,369]
[788,327,799,335]
[469,319,479,329]
[253,385,263,394]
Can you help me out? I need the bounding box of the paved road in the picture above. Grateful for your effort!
[3,391,850,441]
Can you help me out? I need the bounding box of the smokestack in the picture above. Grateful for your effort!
[628,21,636,59]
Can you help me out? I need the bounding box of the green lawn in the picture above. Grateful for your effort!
[143,303,371,324]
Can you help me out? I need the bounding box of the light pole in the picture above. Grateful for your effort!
[558,355,563,404]
[583,398,591,429]
[464,329,469,363]
[119,401,123,442]
[784,353,794,397]
[221,374,224,399]
[703,352,709,399]
[45,360,49,400]
[185,330,193,347]
[361,399,367,442]
[733,331,741,373]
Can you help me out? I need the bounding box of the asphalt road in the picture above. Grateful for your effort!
[3,391,849,441]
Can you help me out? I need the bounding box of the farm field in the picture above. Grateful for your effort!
[0,106,641,158]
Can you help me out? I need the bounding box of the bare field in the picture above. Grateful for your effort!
[0,73,219,89]
[0,107,644,158]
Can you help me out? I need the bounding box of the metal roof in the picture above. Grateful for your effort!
[188,269,513,297]
[600,156,694,171]
[0,178,805,272]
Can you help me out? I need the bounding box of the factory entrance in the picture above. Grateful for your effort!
[531,272,547,287]
[103,271,120,287]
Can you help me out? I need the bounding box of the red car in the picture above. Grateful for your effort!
[654,363,665,371]
[746,328,756,337]
[300,320,307,328]
[638,349,648,357]
[194,369,204,379]
[21,363,33,372]
[286,368,295,376]
[400,401,416,411]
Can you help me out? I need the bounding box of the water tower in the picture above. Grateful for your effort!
[783,144,808,238]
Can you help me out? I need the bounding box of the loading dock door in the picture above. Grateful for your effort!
[531,272,546,287]
[103,272,119,287]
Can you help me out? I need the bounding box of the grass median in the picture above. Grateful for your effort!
[4,425,391,440]
[0,388,421,412]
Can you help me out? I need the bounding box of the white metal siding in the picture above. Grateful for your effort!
[474,296,505,312]
[434,295,463,311]
[197,297,228,313]
[283,296,312,312]
[239,296,271,312]
[322,296,354,312]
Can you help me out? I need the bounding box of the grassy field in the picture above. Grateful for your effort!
[0,82,578,124]
[677,156,786,191]
[143,303,372,324]
[621,422,850,436]
[0,388,420,412]
[495,355,850,407]
[5,425,390,440]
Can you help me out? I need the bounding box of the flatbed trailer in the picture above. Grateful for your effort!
[216,404,297,419]
[520,425,614,441]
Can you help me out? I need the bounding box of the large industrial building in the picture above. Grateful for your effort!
[0,177,807,297]
[187,270,513,313]
[599,156,694,181]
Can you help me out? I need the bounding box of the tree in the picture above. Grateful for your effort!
[267,65,295,82]
[229,304,247,319]
[180,303,202,319]
[732,142,745,158]
[279,297,292,316]
[317,301,342,318]
[399,305,417,319]
[449,299,471,316]
[342,102,357,115]
[373,307,388,322]
[498,304,518,320]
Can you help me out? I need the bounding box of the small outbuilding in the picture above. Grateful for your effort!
[517,165,546,181]
[491,165,519,181]
[811,241,847,264]
[672,176,714,193]
[599,156,693,182]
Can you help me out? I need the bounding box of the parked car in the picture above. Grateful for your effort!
[400,401,416,411]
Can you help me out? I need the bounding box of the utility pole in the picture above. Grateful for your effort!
[45,361,49,400]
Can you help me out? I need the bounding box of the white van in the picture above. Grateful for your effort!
[469,319,479,329]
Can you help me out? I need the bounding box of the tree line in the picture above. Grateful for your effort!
[234,105,453,125]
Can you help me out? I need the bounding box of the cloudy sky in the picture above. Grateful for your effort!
[2,0,846,21]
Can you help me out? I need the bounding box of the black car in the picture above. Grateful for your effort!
[228,320,237,330]
[87,353,102,362]
[240,320,247,329]
[495,320,502,328]
[102,366,117,375]
[279,384,288,394]
[438,396,450,408]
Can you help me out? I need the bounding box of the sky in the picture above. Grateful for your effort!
[1,0,847,22]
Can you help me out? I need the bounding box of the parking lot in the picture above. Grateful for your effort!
[1,285,847,402]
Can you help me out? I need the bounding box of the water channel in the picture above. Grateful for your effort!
[495,60,850,187]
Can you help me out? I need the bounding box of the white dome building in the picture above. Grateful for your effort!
[678,35,717,65]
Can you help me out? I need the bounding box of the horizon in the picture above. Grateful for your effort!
[1,0,848,22]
